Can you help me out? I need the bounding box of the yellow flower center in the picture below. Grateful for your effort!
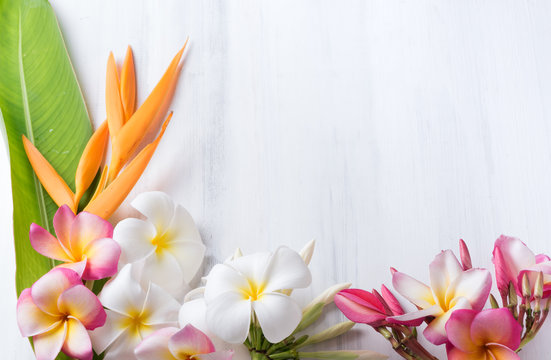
[241,279,265,301]
[151,232,172,254]
[120,309,151,338]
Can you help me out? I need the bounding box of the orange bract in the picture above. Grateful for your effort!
[22,43,187,219]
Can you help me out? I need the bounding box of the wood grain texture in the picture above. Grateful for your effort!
[2,0,551,358]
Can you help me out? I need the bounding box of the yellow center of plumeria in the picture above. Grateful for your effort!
[151,232,172,254]
[121,309,151,338]
[241,279,265,301]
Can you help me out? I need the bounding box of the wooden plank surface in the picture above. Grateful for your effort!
[2,1,551,358]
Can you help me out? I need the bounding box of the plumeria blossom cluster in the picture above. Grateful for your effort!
[336,237,551,359]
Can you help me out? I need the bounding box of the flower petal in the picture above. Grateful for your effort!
[101,324,144,360]
[262,247,312,292]
[470,308,521,350]
[429,250,463,309]
[493,236,535,296]
[334,289,387,325]
[17,288,60,337]
[424,297,472,345]
[193,352,234,360]
[135,327,178,360]
[141,251,187,299]
[253,292,302,343]
[70,211,113,257]
[82,237,121,280]
[57,284,106,330]
[445,309,478,352]
[30,223,72,261]
[114,218,157,264]
[381,285,404,316]
[169,324,215,356]
[132,191,175,233]
[62,318,93,360]
[387,305,441,327]
[206,291,251,344]
[89,310,129,354]
[445,269,491,311]
[536,254,551,264]
[53,205,76,253]
[229,252,271,285]
[141,283,180,326]
[446,345,487,360]
[31,268,82,316]
[167,204,203,243]
[392,271,435,309]
[33,321,67,360]
[167,240,206,284]
[486,344,521,360]
[56,259,87,278]
[204,264,249,303]
[99,264,146,316]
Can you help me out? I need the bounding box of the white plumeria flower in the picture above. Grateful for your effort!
[114,191,206,299]
[204,246,312,344]
[179,298,251,360]
[89,263,180,360]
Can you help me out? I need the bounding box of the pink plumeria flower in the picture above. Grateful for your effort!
[389,250,491,345]
[135,324,233,360]
[493,235,551,299]
[446,308,522,360]
[16,268,106,360]
[29,205,120,280]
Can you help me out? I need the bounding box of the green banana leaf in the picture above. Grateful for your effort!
[0,0,92,299]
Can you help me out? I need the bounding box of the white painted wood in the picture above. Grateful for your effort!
[3,0,551,358]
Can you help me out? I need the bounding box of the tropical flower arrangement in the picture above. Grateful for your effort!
[1,1,550,360]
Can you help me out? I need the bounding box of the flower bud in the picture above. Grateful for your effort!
[297,350,387,360]
[489,293,499,309]
[535,271,544,299]
[522,273,531,299]
[299,239,316,266]
[508,281,518,306]
[303,282,352,314]
[299,321,355,347]
[459,239,472,270]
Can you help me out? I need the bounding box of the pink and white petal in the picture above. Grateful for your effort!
[17,288,61,337]
[141,283,180,326]
[381,285,404,316]
[169,324,215,356]
[229,252,271,285]
[445,269,492,311]
[193,351,234,360]
[204,264,249,303]
[57,285,106,330]
[33,321,67,360]
[30,223,72,261]
[62,318,93,360]
[31,268,82,316]
[470,308,521,350]
[262,247,312,292]
[446,345,486,360]
[167,240,206,284]
[445,309,478,353]
[135,327,179,360]
[99,264,146,316]
[131,191,175,233]
[536,254,551,264]
[424,297,472,345]
[486,344,521,360]
[54,205,76,253]
[88,310,129,355]
[82,237,121,280]
[392,271,435,309]
[387,305,441,327]
[167,204,202,244]
[493,236,535,295]
[206,291,252,344]
[56,259,87,278]
[113,218,157,264]
[141,252,186,299]
[70,211,113,256]
[253,292,302,343]
[334,289,386,325]
[429,250,463,309]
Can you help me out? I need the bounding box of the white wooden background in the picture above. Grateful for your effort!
[3,0,551,358]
